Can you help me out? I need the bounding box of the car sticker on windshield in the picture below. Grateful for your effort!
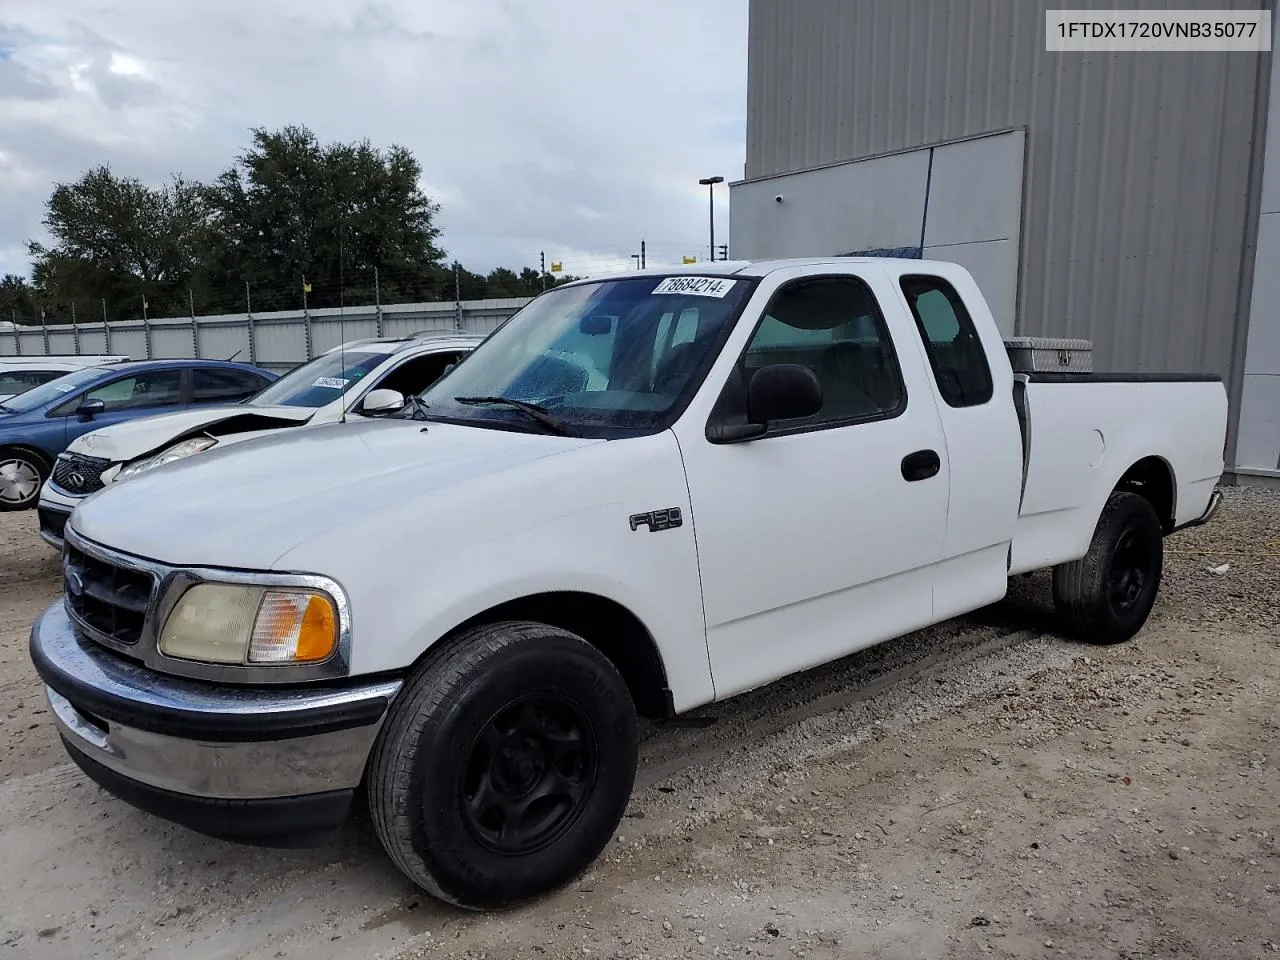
[651,276,737,298]
[313,377,349,389]
[54,383,76,392]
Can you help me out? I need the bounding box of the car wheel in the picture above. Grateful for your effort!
[1052,491,1164,645]
[367,620,639,910]
[0,449,48,512]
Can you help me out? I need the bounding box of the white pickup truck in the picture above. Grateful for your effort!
[29,257,1227,911]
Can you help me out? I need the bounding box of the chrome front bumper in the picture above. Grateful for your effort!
[30,601,403,846]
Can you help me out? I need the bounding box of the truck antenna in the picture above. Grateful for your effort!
[338,208,347,425]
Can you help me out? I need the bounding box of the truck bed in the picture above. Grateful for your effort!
[1009,371,1228,575]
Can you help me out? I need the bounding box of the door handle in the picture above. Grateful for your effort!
[901,449,941,482]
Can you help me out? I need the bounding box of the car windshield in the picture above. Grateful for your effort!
[248,348,393,408]
[0,366,109,414]
[419,273,757,438]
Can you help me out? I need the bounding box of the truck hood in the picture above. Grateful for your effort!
[70,418,600,568]
[68,404,316,462]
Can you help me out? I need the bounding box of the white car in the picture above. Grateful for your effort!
[0,355,132,403]
[36,331,481,548]
[29,257,1226,910]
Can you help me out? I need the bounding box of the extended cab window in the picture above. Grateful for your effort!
[900,275,994,408]
[742,275,905,427]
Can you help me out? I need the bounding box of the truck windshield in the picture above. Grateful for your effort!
[419,274,756,437]
[248,349,392,408]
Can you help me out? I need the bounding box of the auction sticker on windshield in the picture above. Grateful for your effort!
[313,377,349,389]
[652,276,738,298]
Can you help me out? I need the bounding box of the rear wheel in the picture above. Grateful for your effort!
[0,449,48,512]
[367,621,638,910]
[1052,491,1164,645]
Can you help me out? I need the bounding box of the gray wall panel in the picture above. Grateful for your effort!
[923,132,1025,248]
[1244,212,1280,377]
[730,150,931,259]
[743,0,1266,386]
[1236,374,1280,472]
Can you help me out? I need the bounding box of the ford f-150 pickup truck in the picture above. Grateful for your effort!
[28,257,1227,911]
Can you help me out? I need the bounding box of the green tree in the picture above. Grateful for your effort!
[203,125,446,310]
[0,274,37,325]
[27,165,207,322]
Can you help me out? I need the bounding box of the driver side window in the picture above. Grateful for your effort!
[742,276,906,428]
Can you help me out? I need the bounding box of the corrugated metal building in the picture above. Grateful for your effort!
[729,0,1279,480]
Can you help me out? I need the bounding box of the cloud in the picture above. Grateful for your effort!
[0,1,747,283]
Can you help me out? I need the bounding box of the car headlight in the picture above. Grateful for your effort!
[115,436,218,483]
[158,583,339,666]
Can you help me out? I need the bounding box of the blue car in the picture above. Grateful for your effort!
[0,358,277,511]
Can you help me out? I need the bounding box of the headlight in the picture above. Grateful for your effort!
[158,583,339,666]
[115,436,218,483]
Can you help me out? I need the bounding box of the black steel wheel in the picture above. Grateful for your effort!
[367,620,638,910]
[1053,491,1164,645]
[460,695,598,856]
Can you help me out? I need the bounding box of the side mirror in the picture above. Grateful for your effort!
[76,398,106,421]
[359,388,407,414]
[748,364,823,422]
[708,363,823,443]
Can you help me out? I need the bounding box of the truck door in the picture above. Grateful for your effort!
[673,267,951,700]
[895,272,1023,619]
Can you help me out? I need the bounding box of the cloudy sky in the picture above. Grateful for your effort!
[0,0,748,283]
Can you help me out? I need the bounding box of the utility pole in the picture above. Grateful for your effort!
[245,281,252,316]
[71,300,80,355]
[640,240,646,269]
[631,253,641,270]
[698,176,724,261]
[102,297,111,353]
[374,266,383,337]
[540,251,547,291]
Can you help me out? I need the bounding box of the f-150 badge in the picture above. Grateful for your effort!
[629,508,682,532]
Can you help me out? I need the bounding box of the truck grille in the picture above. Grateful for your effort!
[63,542,156,646]
[51,453,112,496]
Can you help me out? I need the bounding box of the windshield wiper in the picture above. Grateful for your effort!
[395,394,433,421]
[453,396,572,436]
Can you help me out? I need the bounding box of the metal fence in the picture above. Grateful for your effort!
[0,298,533,373]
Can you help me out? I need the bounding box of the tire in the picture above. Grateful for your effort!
[1052,491,1164,645]
[0,448,48,512]
[367,620,639,910]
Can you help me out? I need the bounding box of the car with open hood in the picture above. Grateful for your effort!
[0,357,276,514]
[35,331,482,547]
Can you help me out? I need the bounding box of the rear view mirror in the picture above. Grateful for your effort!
[748,364,823,423]
[360,389,406,414]
[76,398,106,421]
[707,363,823,443]
[579,315,614,336]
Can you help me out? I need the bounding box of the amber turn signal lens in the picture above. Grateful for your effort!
[248,590,338,664]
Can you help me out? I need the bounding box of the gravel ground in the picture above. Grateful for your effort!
[0,484,1276,959]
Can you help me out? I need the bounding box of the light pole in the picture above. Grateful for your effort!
[698,175,724,261]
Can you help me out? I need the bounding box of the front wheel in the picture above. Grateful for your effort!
[367,621,638,910]
[1052,491,1164,645]
[0,449,48,512]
